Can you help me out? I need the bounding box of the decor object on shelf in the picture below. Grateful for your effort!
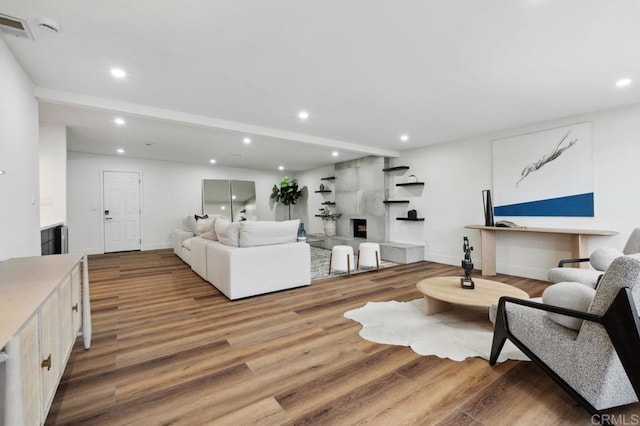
[344,299,527,362]
[297,222,307,242]
[318,207,341,236]
[318,207,341,220]
[407,174,417,183]
[461,236,475,289]
[407,209,417,220]
[324,221,336,236]
[270,176,303,220]
[482,189,494,226]
[319,184,325,191]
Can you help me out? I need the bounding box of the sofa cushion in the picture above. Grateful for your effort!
[239,220,300,247]
[215,219,240,246]
[200,228,218,240]
[542,281,596,330]
[182,237,193,250]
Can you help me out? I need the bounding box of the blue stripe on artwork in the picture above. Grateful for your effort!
[494,193,594,217]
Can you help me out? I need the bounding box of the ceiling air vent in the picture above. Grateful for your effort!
[0,14,33,39]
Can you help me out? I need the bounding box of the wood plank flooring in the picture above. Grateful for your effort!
[45,249,639,425]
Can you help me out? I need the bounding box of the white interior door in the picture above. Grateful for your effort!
[103,171,141,253]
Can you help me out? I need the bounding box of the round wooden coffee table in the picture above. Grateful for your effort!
[416,276,529,315]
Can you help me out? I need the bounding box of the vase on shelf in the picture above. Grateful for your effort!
[297,222,307,242]
[482,189,494,226]
[323,220,336,237]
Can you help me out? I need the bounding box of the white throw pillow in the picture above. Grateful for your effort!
[590,247,623,271]
[542,282,596,330]
[194,218,215,236]
[239,220,300,247]
[215,219,240,246]
[182,216,197,232]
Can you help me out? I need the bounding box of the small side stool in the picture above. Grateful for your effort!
[357,242,380,272]
[329,245,355,277]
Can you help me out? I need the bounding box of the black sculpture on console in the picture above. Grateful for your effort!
[461,236,475,289]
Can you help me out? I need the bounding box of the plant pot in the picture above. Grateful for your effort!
[323,220,336,237]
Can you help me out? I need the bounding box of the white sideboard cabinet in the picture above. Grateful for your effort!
[0,253,91,426]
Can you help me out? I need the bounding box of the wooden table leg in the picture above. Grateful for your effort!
[423,295,451,315]
[480,229,496,276]
[571,234,589,269]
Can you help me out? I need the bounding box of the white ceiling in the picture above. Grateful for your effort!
[3,0,640,172]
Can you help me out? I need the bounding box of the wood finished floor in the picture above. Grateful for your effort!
[45,249,639,425]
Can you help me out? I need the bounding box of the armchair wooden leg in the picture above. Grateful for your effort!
[328,252,333,276]
[347,255,351,277]
[375,251,380,272]
[356,249,360,270]
[489,301,508,365]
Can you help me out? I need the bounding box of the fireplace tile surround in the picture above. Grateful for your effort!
[309,155,424,264]
[334,156,387,243]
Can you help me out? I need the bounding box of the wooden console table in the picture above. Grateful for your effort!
[464,225,618,276]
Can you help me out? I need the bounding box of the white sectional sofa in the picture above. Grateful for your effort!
[173,216,310,300]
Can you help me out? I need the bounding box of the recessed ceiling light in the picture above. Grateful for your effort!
[616,78,632,88]
[298,111,309,120]
[278,165,284,171]
[116,148,125,154]
[114,117,126,126]
[221,206,226,210]
[110,68,126,79]
[243,137,251,144]
[332,151,339,157]
[400,134,410,142]
[0,170,5,175]
[210,159,216,164]
[232,195,236,200]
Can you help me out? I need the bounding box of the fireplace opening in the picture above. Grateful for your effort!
[353,219,367,239]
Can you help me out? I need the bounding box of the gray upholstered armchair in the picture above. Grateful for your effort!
[491,255,640,421]
[548,228,640,288]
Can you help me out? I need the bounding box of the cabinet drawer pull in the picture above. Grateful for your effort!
[72,303,79,312]
[41,354,52,371]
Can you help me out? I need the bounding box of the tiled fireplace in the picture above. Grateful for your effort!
[335,156,387,242]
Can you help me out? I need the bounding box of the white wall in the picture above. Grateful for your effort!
[294,165,336,234]
[391,103,640,280]
[0,38,40,260]
[39,122,67,228]
[67,152,283,254]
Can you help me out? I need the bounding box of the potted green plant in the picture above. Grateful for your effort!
[271,176,303,220]
[318,207,341,236]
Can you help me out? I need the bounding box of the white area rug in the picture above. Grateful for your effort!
[344,299,529,362]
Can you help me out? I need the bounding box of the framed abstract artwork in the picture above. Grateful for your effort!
[492,122,594,217]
